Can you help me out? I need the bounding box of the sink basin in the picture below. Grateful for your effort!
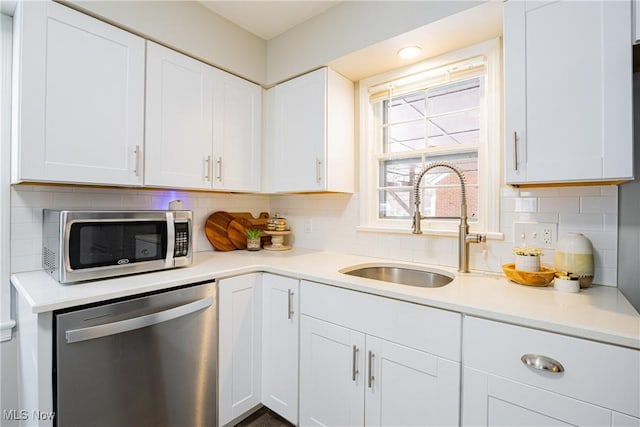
[340,264,454,288]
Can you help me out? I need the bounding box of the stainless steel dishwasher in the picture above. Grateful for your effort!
[54,281,217,427]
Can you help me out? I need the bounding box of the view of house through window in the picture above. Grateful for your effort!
[373,74,482,222]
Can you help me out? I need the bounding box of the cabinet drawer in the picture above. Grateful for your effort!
[300,280,461,361]
[463,316,640,417]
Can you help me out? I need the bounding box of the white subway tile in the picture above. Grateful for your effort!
[11,254,41,274]
[517,212,559,223]
[594,267,616,287]
[11,189,53,207]
[600,186,618,197]
[514,197,537,213]
[580,196,617,214]
[11,207,35,223]
[11,239,35,257]
[558,213,604,231]
[11,222,42,241]
[538,197,579,213]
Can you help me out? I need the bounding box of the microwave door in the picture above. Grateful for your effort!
[65,219,169,282]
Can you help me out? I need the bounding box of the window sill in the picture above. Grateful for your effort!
[356,225,504,241]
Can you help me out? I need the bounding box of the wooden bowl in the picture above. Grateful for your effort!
[502,263,555,287]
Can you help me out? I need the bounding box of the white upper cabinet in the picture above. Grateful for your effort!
[504,0,633,185]
[263,67,354,193]
[212,71,262,192]
[144,42,214,189]
[11,1,145,186]
[145,42,261,191]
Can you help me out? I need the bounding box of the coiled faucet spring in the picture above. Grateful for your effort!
[412,161,485,273]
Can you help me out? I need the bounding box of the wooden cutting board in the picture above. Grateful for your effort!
[204,211,236,251]
[227,217,254,250]
[205,211,270,251]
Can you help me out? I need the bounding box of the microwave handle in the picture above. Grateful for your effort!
[165,212,175,268]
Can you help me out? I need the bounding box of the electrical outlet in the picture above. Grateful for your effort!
[514,222,557,249]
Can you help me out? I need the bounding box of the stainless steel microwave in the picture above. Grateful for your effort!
[43,210,192,284]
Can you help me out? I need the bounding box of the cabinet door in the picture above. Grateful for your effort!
[504,0,632,184]
[218,274,262,425]
[271,69,327,192]
[365,336,460,427]
[462,367,611,427]
[212,71,261,192]
[299,315,365,427]
[261,274,299,424]
[145,41,214,189]
[13,1,145,186]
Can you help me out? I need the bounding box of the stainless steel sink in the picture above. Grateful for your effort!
[340,264,454,288]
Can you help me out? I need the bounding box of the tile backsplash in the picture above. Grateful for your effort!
[269,185,618,286]
[10,183,618,286]
[10,185,270,273]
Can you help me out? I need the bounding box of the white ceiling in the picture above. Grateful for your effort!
[199,1,342,40]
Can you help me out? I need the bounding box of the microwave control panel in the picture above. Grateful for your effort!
[174,222,190,257]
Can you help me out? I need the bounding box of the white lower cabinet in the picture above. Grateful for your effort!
[462,316,640,426]
[300,316,365,426]
[218,274,262,426]
[261,274,299,424]
[299,280,461,426]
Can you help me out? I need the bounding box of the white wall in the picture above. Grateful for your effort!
[266,0,483,84]
[270,185,619,286]
[65,0,267,84]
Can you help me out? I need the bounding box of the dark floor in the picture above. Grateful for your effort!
[235,406,294,427]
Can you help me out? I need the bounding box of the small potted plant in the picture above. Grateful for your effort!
[245,229,262,251]
[513,246,543,272]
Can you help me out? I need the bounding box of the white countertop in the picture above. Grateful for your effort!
[11,249,640,350]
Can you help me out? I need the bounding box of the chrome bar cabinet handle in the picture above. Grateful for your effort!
[315,158,322,183]
[287,289,294,320]
[368,350,375,388]
[133,145,141,177]
[352,345,359,381]
[513,131,518,172]
[204,156,212,182]
[216,156,223,182]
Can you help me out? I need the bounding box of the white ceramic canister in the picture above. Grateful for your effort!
[554,272,580,293]
[515,254,541,272]
[554,233,594,288]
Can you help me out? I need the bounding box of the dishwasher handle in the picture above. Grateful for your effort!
[65,296,213,344]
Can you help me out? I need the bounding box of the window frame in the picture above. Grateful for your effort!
[357,38,503,238]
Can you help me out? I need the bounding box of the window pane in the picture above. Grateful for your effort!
[427,110,480,147]
[379,189,413,218]
[385,92,425,124]
[386,121,425,153]
[426,79,480,116]
[381,157,421,187]
[379,153,479,220]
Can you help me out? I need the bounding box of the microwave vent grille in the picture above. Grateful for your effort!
[43,247,57,273]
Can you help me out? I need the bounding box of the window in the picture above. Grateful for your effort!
[359,39,502,236]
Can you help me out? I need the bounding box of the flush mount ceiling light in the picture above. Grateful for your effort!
[397,45,422,60]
